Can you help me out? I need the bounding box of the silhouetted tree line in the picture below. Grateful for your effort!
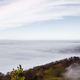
[0,56,80,80]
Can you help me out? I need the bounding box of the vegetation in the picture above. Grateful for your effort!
[0,56,80,80]
[11,65,25,80]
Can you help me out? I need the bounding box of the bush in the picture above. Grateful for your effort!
[11,65,25,80]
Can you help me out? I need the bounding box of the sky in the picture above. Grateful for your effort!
[0,0,80,40]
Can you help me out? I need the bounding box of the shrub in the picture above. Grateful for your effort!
[11,65,25,80]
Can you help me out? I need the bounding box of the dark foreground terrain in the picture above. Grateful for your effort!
[0,56,80,80]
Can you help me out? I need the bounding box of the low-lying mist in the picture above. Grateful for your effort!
[63,63,80,80]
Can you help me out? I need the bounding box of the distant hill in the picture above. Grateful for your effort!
[0,56,80,80]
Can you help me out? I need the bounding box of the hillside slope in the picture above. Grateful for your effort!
[0,56,80,80]
[23,56,80,80]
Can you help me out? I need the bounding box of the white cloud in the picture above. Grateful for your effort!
[0,0,80,29]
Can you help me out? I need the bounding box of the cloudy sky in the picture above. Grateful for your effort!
[0,0,80,40]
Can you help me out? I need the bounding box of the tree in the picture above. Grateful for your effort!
[11,65,25,80]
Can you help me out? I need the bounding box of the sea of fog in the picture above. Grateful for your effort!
[0,40,80,73]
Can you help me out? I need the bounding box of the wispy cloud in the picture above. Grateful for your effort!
[0,0,80,29]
